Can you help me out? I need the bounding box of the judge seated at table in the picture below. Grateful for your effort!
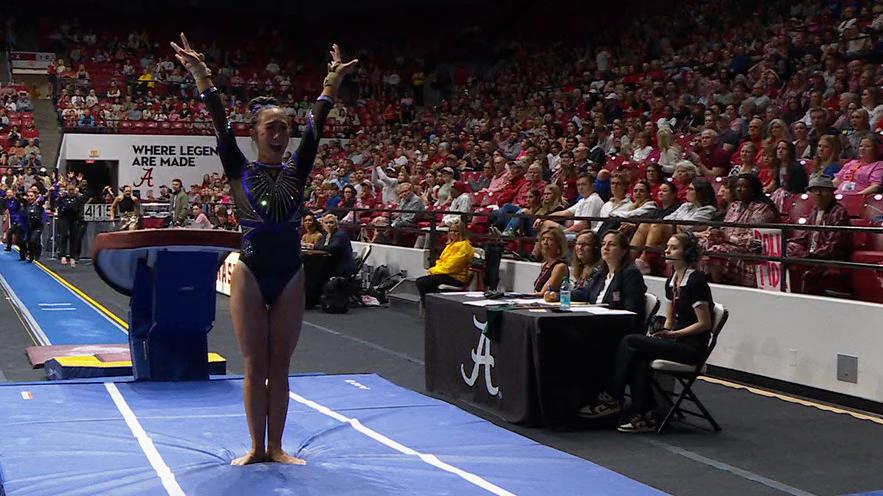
[570,230,647,330]
[534,226,570,296]
[416,218,474,304]
[317,214,355,278]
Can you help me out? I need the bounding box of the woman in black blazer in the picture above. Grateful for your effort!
[317,214,355,278]
[572,230,647,331]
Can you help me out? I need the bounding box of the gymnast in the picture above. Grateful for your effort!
[171,33,357,465]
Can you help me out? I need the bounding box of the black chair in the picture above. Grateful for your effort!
[651,303,729,433]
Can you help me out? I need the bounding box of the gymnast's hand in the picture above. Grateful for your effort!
[170,32,211,80]
[324,44,359,89]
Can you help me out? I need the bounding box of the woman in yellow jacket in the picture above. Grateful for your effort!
[415,218,474,305]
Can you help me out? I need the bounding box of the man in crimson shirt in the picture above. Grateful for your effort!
[689,129,733,178]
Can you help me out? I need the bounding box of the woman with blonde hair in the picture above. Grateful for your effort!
[815,134,843,177]
[656,126,683,175]
[533,226,569,297]
[415,218,474,303]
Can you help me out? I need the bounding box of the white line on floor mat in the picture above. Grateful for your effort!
[105,383,185,496]
[0,272,51,345]
[289,390,514,496]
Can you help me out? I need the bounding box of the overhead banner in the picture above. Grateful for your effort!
[59,133,345,193]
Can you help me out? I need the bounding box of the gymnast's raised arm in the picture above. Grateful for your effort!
[171,33,245,178]
[292,44,359,178]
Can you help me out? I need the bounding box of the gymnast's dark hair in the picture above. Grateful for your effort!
[247,96,281,127]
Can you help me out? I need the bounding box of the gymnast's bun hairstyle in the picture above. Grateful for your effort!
[246,96,280,126]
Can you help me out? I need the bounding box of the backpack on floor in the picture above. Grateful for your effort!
[320,277,351,314]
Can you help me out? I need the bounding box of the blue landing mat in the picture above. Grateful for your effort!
[0,250,127,345]
[0,374,666,496]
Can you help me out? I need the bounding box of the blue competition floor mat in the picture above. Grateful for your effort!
[0,251,127,345]
[0,373,667,495]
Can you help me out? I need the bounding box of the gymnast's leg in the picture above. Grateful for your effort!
[266,269,306,464]
[230,262,271,465]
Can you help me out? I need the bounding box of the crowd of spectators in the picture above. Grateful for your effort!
[0,85,42,172]
[36,0,883,300]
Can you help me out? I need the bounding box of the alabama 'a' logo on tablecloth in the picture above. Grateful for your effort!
[460,316,501,397]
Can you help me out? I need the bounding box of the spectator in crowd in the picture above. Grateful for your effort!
[211,204,237,230]
[189,203,213,229]
[488,161,532,231]
[690,129,732,177]
[596,174,632,231]
[769,139,809,210]
[301,214,324,249]
[843,108,873,158]
[786,175,852,295]
[468,162,494,192]
[415,218,475,305]
[372,164,401,205]
[632,178,718,271]
[580,232,713,433]
[815,135,843,177]
[672,161,699,202]
[317,214,355,278]
[441,181,472,227]
[504,183,566,238]
[726,141,760,178]
[334,184,357,220]
[551,151,579,204]
[835,136,883,196]
[540,173,604,240]
[656,125,683,175]
[533,226,569,296]
[389,182,424,231]
[698,174,779,286]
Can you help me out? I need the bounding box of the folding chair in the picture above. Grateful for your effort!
[643,293,661,333]
[651,303,728,433]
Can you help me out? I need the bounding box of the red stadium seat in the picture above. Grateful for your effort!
[836,194,866,217]
[861,194,883,221]
[799,159,815,178]
[789,193,815,223]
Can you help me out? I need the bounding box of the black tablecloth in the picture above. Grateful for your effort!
[424,294,635,426]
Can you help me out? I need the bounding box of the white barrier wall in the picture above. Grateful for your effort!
[350,242,883,405]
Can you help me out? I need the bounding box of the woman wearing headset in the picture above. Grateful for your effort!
[579,232,714,433]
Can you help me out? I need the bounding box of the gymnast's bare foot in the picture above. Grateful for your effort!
[231,450,266,466]
[267,447,307,465]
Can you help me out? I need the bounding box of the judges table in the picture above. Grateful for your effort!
[425,293,636,426]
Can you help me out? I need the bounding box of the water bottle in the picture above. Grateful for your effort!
[559,275,572,311]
